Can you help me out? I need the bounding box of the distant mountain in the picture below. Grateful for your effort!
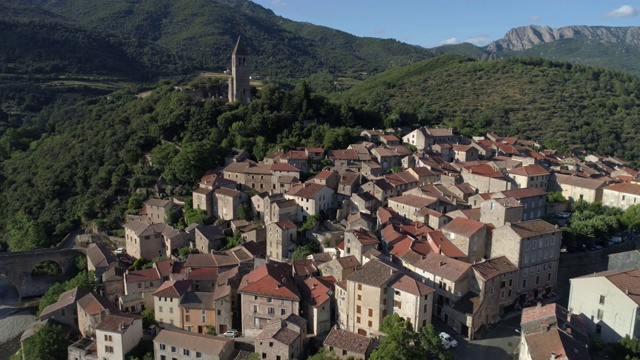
[433,25,640,77]
[22,0,435,78]
[486,25,640,52]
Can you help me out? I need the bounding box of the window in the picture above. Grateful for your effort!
[357,305,361,314]
[394,300,402,309]
[267,297,272,303]
[281,309,286,316]
[508,279,513,287]
[368,308,373,317]
[161,356,166,360]
[536,276,540,285]
[522,280,527,289]
[253,305,258,313]
[368,320,372,327]
[424,304,428,313]
[596,324,602,334]
[160,344,166,350]
[196,352,202,358]
[547,273,551,281]
[357,294,362,301]
[357,284,362,291]
[169,307,173,314]
[217,310,221,316]
[183,349,190,356]
[599,295,606,305]
[597,309,604,320]
[500,281,506,288]
[105,346,114,353]
[357,316,361,324]
[159,306,163,312]
[185,315,190,322]
[268,307,275,315]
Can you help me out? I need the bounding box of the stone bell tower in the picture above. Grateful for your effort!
[228,36,251,104]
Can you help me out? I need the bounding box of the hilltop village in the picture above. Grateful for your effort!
[23,38,640,360]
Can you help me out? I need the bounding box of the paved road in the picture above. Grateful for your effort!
[434,316,520,360]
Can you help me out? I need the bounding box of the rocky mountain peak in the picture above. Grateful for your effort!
[486,25,640,52]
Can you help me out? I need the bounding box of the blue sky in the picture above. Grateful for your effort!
[251,0,640,48]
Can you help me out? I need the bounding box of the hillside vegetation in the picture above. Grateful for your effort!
[23,0,434,78]
[335,55,640,161]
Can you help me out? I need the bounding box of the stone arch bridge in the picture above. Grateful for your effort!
[0,248,84,298]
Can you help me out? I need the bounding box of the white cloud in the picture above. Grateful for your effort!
[439,37,459,45]
[604,5,637,18]
[465,36,490,46]
[531,15,540,22]
[271,0,287,7]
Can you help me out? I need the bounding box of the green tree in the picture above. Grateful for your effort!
[141,309,156,329]
[163,141,223,185]
[371,315,451,360]
[292,240,321,260]
[150,143,179,172]
[547,191,567,203]
[621,205,640,232]
[7,211,48,251]
[22,324,69,360]
[308,348,340,360]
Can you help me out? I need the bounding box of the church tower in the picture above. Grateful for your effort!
[228,36,251,104]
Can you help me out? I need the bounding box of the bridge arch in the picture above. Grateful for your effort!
[31,260,64,276]
[0,274,20,304]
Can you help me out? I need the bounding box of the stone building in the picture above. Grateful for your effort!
[228,36,251,104]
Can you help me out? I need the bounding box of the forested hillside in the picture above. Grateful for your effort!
[22,0,434,78]
[335,55,640,161]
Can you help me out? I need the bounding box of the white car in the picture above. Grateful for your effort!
[223,329,238,338]
[439,332,458,349]
[114,247,126,254]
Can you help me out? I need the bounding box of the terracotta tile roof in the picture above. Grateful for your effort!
[328,149,359,160]
[323,327,372,355]
[271,163,300,172]
[506,220,559,239]
[315,170,336,180]
[239,263,300,300]
[125,268,161,283]
[214,187,242,197]
[496,197,522,208]
[414,252,471,281]
[389,194,437,208]
[441,218,485,238]
[352,228,379,246]
[346,258,400,287]
[309,252,334,264]
[604,182,640,196]
[186,267,218,281]
[377,207,400,226]
[145,198,172,207]
[282,150,307,160]
[410,240,432,256]
[185,254,216,268]
[523,328,590,360]
[179,292,215,310]
[154,329,233,355]
[153,279,191,298]
[363,161,382,169]
[426,128,454,137]
[390,236,413,258]
[472,256,517,281]
[392,274,435,296]
[86,243,116,269]
[336,255,360,269]
[508,164,550,177]
[256,327,300,345]
[381,224,404,244]
[78,292,119,316]
[286,183,328,199]
[292,260,318,277]
[382,135,399,141]
[520,303,588,340]
[499,187,547,199]
[193,187,213,195]
[40,287,90,318]
[96,313,141,333]
[353,191,377,203]
[400,222,431,238]
[452,144,473,152]
[604,268,640,306]
[275,220,296,230]
[465,164,504,178]
[305,147,325,154]
[494,142,519,155]
[427,230,466,258]
[300,276,334,307]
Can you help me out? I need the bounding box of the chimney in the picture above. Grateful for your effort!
[626,289,630,295]
[537,302,542,308]
[438,245,442,255]
[550,352,556,360]
[105,308,110,315]
[439,261,445,267]
[566,328,572,335]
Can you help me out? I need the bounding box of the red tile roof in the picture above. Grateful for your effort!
[414,252,471,281]
[391,274,435,297]
[323,328,372,355]
[390,236,413,258]
[287,183,327,199]
[604,182,640,196]
[472,256,517,281]
[466,164,504,178]
[441,217,485,238]
[301,276,335,307]
[125,268,161,283]
[508,164,550,177]
[427,230,466,258]
[153,279,192,298]
[275,220,296,230]
[271,163,300,172]
[239,263,300,300]
[499,187,547,199]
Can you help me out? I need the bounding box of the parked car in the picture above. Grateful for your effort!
[114,247,126,254]
[119,256,132,265]
[611,236,623,244]
[439,332,458,349]
[223,329,238,338]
